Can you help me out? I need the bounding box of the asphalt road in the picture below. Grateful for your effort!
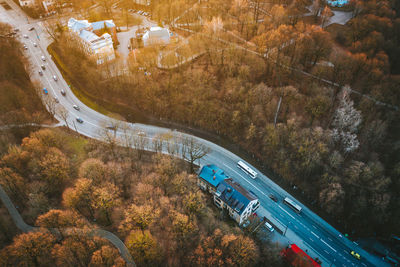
[0,1,388,266]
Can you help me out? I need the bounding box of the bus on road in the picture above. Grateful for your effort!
[237,161,258,179]
[284,197,302,213]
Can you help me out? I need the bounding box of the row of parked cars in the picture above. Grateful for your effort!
[129,9,150,17]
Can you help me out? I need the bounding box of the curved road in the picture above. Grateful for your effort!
[0,1,388,266]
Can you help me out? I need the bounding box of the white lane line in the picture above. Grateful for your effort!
[278,205,295,219]
[312,225,317,229]
[294,225,298,229]
[311,231,319,239]
[324,249,330,254]
[328,237,333,241]
[321,239,337,252]
[361,263,367,267]
[309,238,313,242]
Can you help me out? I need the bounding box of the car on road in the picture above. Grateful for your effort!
[23,45,28,50]
[53,75,58,81]
[269,194,278,202]
[60,89,66,96]
[76,117,83,123]
[28,27,35,31]
[265,222,275,232]
[43,88,48,94]
[73,105,80,111]
[41,55,46,61]
[14,28,19,32]
[33,42,37,47]
[38,70,43,76]
[351,251,361,260]
[41,65,46,70]
[54,97,59,103]
[23,34,28,38]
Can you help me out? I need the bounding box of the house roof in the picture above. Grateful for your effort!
[68,18,90,33]
[79,29,99,42]
[91,20,115,31]
[216,178,257,215]
[143,26,170,40]
[199,164,228,188]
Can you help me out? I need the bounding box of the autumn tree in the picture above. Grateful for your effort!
[63,178,95,218]
[90,245,126,267]
[125,230,162,266]
[119,204,160,234]
[0,231,56,266]
[79,158,107,184]
[91,182,121,225]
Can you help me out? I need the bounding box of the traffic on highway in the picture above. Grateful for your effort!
[0,0,388,266]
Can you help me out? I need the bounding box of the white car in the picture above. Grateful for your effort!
[73,105,80,111]
[53,75,57,81]
[54,97,59,103]
[41,56,46,61]
[33,42,37,47]
[23,34,28,38]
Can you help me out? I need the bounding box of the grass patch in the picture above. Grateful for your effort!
[47,44,126,121]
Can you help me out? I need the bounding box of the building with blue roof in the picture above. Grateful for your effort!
[198,165,260,225]
[197,164,228,193]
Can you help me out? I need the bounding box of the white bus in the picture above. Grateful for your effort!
[237,161,258,179]
[284,197,302,213]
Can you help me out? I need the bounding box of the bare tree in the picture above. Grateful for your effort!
[42,95,57,117]
[42,18,64,43]
[181,136,210,173]
[56,105,69,130]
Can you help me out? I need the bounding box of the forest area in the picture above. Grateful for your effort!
[48,0,400,240]
[0,22,285,266]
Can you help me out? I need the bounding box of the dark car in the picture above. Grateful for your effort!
[60,89,66,96]
[29,27,35,31]
[41,65,46,70]
[76,117,83,123]
[106,126,117,130]
[38,70,43,76]
[269,194,278,202]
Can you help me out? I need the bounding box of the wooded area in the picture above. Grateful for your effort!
[49,0,400,239]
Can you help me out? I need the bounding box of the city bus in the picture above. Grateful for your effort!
[237,161,258,179]
[284,197,302,213]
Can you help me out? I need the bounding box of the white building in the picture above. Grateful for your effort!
[67,18,116,65]
[142,26,171,47]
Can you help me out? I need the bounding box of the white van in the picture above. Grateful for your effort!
[265,222,274,232]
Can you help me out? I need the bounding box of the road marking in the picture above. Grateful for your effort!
[328,237,333,241]
[311,231,319,239]
[278,205,295,219]
[309,238,313,242]
[321,239,337,252]
[294,225,298,229]
[312,225,317,229]
[324,249,330,254]
[361,263,367,267]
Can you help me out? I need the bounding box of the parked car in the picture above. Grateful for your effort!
[41,65,46,70]
[106,126,116,130]
[23,45,28,50]
[29,27,35,31]
[73,105,80,111]
[33,42,37,47]
[60,89,66,96]
[38,70,43,76]
[23,34,28,38]
[265,222,275,232]
[76,117,83,123]
[14,28,20,32]
[269,194,278,202]
[53,75,58,81]
[41,55,46,61]
[43,88,48,94]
